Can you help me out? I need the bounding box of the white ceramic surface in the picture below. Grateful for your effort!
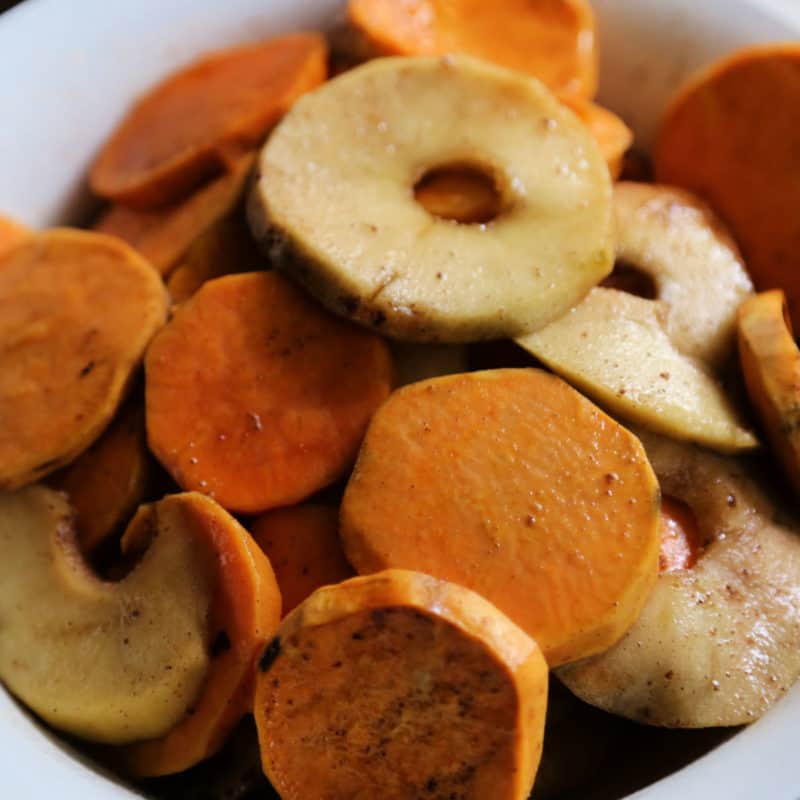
[1,1,799,798]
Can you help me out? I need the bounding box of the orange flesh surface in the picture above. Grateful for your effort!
[90,33,327,208]
[118,495,282,777]
[655,44,800,329]
[48,403,150,553]
[348,0,597,99]
[93,153,255,276]
[250,504,355,615]
[658,495,701,573]
[341,369,661,667]
[0,229,167,490]
[0,215,30,258]
[254,570,548,800]
[145,272,394,513]
[738,289,800,494]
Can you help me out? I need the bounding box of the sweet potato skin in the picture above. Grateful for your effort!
[0,229,168,489]
[254,569,548,800]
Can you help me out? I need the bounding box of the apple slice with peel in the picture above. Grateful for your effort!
[0,488,280,755]
[558,430,800,727]
[738,289,800,493]
[517,182,756,453]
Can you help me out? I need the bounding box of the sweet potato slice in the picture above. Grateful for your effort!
[340,369,661,667]
[738,289,800,493]
[48,402,151,553]
[166,213,263,304]
[254,569,548,800]
[90,33,327,208]
[117,494,282,776]
[145,272,393,513]
[347,0,597,99]
[658,496,701,573]
[0,229,168,489]
[0,214,29,257]
[93,153,255,276]
[654,44,800,328]
[250,504,354,615]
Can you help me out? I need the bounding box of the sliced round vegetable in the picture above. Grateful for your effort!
[48,402,151,553]
[0,214,30,257]
[118,494,281,776]
[94,153,255,276]
[738,289,800,493]
[254,569,548,800]
[340,369,660,667]
[347,0,598,99]
[558,430,800,727]
[654,44,800,330]
[0,229,168,490]
[90,33,327,208]
[146,272,393,513]
[517,183,757,454]
[250,504,354,615]
[250,55,614,342]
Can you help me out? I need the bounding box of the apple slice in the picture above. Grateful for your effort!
[517,183,756,453]
[557,430,800,727]
[738,289,800,493]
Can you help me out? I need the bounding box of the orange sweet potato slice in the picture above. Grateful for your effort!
[738,289,800,494]
[655,44,800,328]
[48,403,151,553]
[117,493,282,777]
[93,153,255,276]
[165,213,263,304]
[340,369,661,667]
[254,569,548,800]
[90,33,327,208]
[658,496,701,573]
[0,229,168,489]
[0,214,30,258]
[145,272,393,513]
[250,504,354,614]
[347,0,597,99]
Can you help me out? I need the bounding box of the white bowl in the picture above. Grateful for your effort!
[1,1,799,798]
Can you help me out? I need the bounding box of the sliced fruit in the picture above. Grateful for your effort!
[250,504,355,615]
[90,33,327,208]
[93,153,255,276]
[0,214,30,257]
[517,183,757,453]
[347,0,598,99]
[166,214,263,304]
[250,55,614,342]
[654,44,800,330]
[146,272,393,513]
[0,229,168,489]
[340,369,660,667]
[48,402,151,553]
[254,569,548,800]
[0,487,213,744]
[117,495,281,776]
[558,430,800,727]
[738,289,800,493]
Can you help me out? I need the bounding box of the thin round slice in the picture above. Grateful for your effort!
[340,369,660,666]
[90,33,327,208]
[517,183,757,454]
[48,402,151,553]
[0,229,168,489]
[254,569,548,800]
[654,44,800,329]
[558,430,800,727]
[738,289,800,493]
[146,272,393,513]
[250,55,614,342]
[118,495,281,776]
[94,153,255,276]
[0,214,30,257]
[347,0,598,99]
[250,504,354,615]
